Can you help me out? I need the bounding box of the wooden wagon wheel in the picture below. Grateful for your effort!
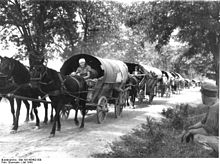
[60,105,71,120]
[96,96,108,124]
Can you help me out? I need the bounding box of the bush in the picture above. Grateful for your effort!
[92,103,217,158]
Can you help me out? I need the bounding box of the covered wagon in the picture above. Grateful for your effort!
[60,54,129,123]
[125,62,162,103]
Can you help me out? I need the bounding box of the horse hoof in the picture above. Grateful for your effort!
[75,121,79,126]
[79,125,84,129]
[49,134,55,138]
[30,116,34,121]
[10,130,17,134]
[43,121,48,125]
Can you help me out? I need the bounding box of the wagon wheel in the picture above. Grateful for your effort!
[96,96,108,124]
[60,105,71,120]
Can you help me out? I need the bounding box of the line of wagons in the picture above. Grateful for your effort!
[0,53,195,125]
[58,53,190,123]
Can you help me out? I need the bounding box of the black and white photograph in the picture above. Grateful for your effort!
[0,0,219,162]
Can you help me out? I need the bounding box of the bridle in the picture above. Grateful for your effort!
[38,66,54,86]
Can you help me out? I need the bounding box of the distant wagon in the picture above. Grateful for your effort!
[170,72,185,94]
[60,54,129,123]
[125,62,162,103]
[160,70,174,97]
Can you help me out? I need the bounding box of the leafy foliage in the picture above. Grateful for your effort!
[92,115,216,158]
[126,1,220,84]
[0,0,120,65]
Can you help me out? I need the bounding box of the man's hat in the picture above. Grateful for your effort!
[79,58,86,64]
[201,81,218,97]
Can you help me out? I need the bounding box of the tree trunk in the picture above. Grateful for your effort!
[212,44,219,88]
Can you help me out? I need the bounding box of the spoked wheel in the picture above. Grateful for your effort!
[60,105,71,120]
[96,96,108,124]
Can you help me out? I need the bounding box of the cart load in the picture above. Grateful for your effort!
[60,53,129,122]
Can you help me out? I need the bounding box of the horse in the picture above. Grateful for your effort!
[0,58,31,124]
[34,66,88,137]
[126,75,139,108]
[0,56,50,132]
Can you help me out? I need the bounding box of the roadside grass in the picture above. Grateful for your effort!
[92,104,218,158]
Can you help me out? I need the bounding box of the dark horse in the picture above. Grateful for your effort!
[0,57,31,125]
[34,66,88,137]
[126,75,139,108]
[0,56,49,132]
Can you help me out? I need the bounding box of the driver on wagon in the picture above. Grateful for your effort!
[74,58,91,80]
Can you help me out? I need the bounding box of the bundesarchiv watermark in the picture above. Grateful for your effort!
[1,158,42,164]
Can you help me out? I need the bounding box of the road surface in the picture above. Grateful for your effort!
[0,87,202,158]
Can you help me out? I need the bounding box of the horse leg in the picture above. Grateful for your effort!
[30,107,34,121]
[132,92,137,109]
[74,107,79,126]
[8,97,16,126]
[131,95,134,108]
[50,104,54,123]
[11,99,21,133]
[79,106,86,128]
[43,101,48,124]
[126,90,130,106]
[23,100,30,122]
[50,101,63,137]
[32,102,40,129]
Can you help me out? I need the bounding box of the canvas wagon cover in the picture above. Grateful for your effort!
[124,62,149,75]
[60,54,128,84]
[162,70,174,80]
[140,64,162,79]
[175,72,184,81]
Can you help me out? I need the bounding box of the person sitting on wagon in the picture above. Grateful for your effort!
[74,58,92,80]
[132,66,139,76]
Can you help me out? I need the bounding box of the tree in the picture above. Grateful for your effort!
[0,0,122,65]
[126,1,220,86]
[0,0,80,66]
[67,0,124,56]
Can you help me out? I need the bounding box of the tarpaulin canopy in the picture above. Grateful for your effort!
[60,54,129,84]
[140,64,162,79]
[161,70,174,80]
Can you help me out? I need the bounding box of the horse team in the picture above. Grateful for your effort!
[0,54,196,137]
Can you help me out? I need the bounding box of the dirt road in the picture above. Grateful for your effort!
[0,87,202,158]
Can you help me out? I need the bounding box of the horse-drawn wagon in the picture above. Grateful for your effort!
[159,70,174,97]
[140,64,162,103]
[171,72,185,94]
[60,53,129,123]
[125,62,162,104]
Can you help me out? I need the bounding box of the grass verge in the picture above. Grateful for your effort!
[92,104,218,158]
